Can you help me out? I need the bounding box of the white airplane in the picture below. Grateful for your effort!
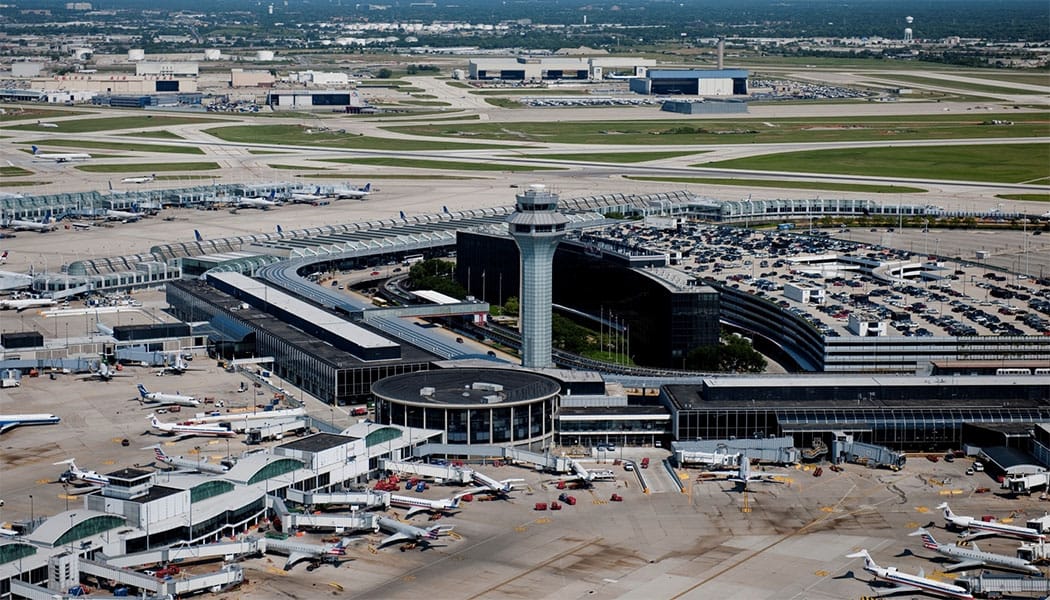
[137,383,201,407]
[155,355,202,376]
[3,211,55,232]
[121,174,155,184]
[289,186,325,204]
[910,527,1041,575]
[81,361,130,382]
[235,191,278,211]
[0,250,7,264]
[0,413,60,434]
[71,221,94,230]
[104,205,143,222]
[728,457,783,490]
[937,502,1045,541]
[0,297,57,311]
[388,494,461,518]
[263,535,354,571]
[31,145,91,163]
[333,183,371,200]
[148,413,235,439]
[465,471,525,497]
[38,121,59,128]
[150,445,229,474]
[375,516,453,549]
[846,549,974,599]
[54,458,110,487]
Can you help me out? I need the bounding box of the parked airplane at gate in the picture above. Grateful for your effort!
[263,536,354,570]
[121,174,155,184]
[235,191,278,211]
[388,494,461,518]
[54,458,110,486]
[728,457,783,490]
[80,360,129,382]
[910,527,1041,574]
[289,186,324,204]
[31,146,91,163]
[0,297,57,311]
[150,445,229,474]
[155,355,202,376]
[375,516,453,549]
[148,413,235,439]
[846,549,974,599]
[137,384,201,407]
[333,183,371,200]
[937,502,1045,541]
[104,204,143,222]
[0,413,61,434]
[464,471,525,498]
[3,211,55,232]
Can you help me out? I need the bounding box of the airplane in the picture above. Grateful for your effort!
[0,297,57,311]
[234,191,279,211]
[31,145,91,163]
[910,527,1042,575]
[80,360,130,382]
[150,445,229,474]
[465,471,525,498]
[388,494,461,518]
[104,204,143,222]
[137,383,201,407]
[53,458,110,487]
[3,211,55,233]
[38,121,59,128]
[0,250,6,264]
[70,221,94,231]
[333,183,371,200]
[936,502,1045,541]
[154,354,202,376]
[289,186,325,204]
[194,229,205,242]
[728,457,783,490]
[0,413,61,434]
[375,516,454,549]
[121,174,155,184]
[846,549,974,599]
[263,535,354,571]
[148,413,236,439]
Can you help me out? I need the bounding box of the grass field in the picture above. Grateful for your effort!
[0,166,33,177]
[996,193,1050,202]
[484,98,521,109]
[8,115,227,133]
[869,74,1045,95]
[75,162,221,173]
[203,124,519,151]
[625,176,928,194]
[268,164,331,170]
[21,139,204,154]
[514,150,705,163]
[1,180,48,187]
[0,107,87,122]
[472,89,591,96]
[386,112,1050,146]
[297,173,487,180]
[119,130,184,139]
[321,157,563,172]
[699,143,1050,184]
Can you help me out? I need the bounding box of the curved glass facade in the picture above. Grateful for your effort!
[378,398,557,450]
[365,427,402,448]
[191,480,234,503]
[247,458,302,485]
[0,542,35,565]
[55,515,125,547]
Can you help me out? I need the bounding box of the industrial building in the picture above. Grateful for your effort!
[264,89,367,112]
[27,75,198,94]
[467,56,654,81]
[630,69,749,96]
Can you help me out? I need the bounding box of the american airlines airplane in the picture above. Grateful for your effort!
[375,516,454,549]
[910,527,1041,574]
[937,502,1045,541]
[263,536,354,570]
[31,145,91,163]
[137,383,201,407]
[3,211,56,232]
[0,413,60,434]
[150,445,229,474]
[846,549,974,599]
[54,458,110,487]
[388,494,461,518]
[0,297,57,311]
[148,413,235,439]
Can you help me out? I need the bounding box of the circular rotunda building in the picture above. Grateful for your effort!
[372,368,561,450]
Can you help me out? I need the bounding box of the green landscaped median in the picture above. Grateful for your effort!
[22,139,203,154]
[8,115,226,133]
[298,173,486,180]
[625,176,927,194]
[119,130,184,139]
[321,157,562,172]
[516,150,705,163]
[996,193,1050,202]
[697,143,1050,184]
[203,124,519,151]
[385,112,1050,145]
[0,166,33,177]
[75,162,220,173]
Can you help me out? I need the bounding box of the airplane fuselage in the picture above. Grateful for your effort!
[864,566,974,599]
[0,413,61,434]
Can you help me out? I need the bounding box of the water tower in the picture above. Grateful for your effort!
[904,16,914,42]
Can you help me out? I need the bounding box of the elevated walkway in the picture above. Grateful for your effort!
[413,443,576,474]
[380,459,475,484]
[100,540,259,569]
[285,488,390,510]
[955,573,1050,596]
[79,558,243,596]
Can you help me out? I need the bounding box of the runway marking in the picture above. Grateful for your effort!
[914,506,930,513]
[814,570,829,577]
[36,478,50,484]
[101,459,115,465]
[463,537,602,600]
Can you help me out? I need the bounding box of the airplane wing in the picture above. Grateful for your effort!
[943,559,984,572]
[403,506,427,518]
[379,532,412,547]
[283,552,313,571]
[961,530,996,542]
[871,584,922,597]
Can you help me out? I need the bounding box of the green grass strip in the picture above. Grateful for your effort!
[204,124,518,151]
[21,139,204,154]
[873,74,1045,95]
[625,176,927,194]
[0,108,88,122]
[698,143,1050,184]
[515,150,705,163]
[8,115,226,133]
[0,166,33,176]
[268,164,331,170]
[75,162,221,173]
[321,157,563,172]
[996,193,1050,202]
[1,180,48,187]
[297,173,487,180]
[118,130,184,139]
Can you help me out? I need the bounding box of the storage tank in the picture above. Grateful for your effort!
[256,50,275,61]
[71,48,93,60]
[204,49,222,61]
[128,49,145,61]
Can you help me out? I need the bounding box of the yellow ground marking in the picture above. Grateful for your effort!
[101,460,115,465]
[36,478,51,484]
[110,437,124,443]
[814,570,829,577]
[514,526,527,533]
[534,517,551,524]
[915,506,929,513]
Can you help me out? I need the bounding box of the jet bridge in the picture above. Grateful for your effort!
[285,488,391,510]
[380,459,475,484]
[100,540,260,569]
[272,495,379,533]
[78,558,243,596]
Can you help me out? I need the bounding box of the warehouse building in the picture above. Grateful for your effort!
[630,69,749,96]
[468,56,654,81]
[264,89,367,112]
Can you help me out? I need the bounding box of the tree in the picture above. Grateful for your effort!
[406,259,465,298]
[685,333,767,373]
[376,68,393,79]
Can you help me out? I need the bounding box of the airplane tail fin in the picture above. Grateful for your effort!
[276,224,283,234]
[194,229,203,242]
[43,211,52,224]
[137,383,149,398]
[314,186,321,195]
[846,549,876,570]
[362,183,370,192]
[450,497,461,509]
[399,210,406,220]
[425,525,442,540]
[154,446,168,461]
[53,458,76,466]
[909,527,940,550]
[31,145,39,155]
[936,502,955,520]
[442,205,449,214]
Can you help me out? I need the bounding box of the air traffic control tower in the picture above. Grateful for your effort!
[508,184,568,368]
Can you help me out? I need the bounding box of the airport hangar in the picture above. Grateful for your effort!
[467,56,655,81]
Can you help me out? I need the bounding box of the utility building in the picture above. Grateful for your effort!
[630,69,749,96]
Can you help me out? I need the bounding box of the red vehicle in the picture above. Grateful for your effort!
[549,501,562,510]
[813,467,823,477]
[558,493,577,506]
[350,407,368,416]
[556,480,566,490]
[534,503,547,511]
[610,494,623,502]
[640,457,650,469]
[154,565,181,579]
[926,455,940,463]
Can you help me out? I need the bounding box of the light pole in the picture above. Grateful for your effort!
[29,494,33,526]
